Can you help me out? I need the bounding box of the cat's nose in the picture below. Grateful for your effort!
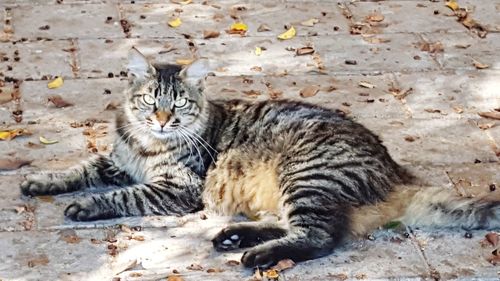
[155,110,171,128]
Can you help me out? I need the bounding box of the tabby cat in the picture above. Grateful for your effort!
[21,48,500,268]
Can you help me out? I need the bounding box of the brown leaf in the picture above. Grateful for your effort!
[268,89,283,100]
[452,106,464,114]
[48,95,74,108]
[105,101,120,110]
[203,30,220,39]
[365,12,384,23]
[243,90,261,98]
[59,229,81,244]
[327,273,349,280]
[485,232,499,247]
[27,254,50,267]
[358,81,375,89]
[424,108,441,114]
[186,263,203,271]
[419,42,444,53]
[206,268,224,273]
[0,90,13,104]
[362,36,391,44]
[299,85,320,98]
[478,111,500,120]
[250,66,262,72]
[478,122,495,130]
[271,259,295,271]
[296,47,315,56]
[225,260,240,266]
[167,275,184,281]
[257,24,271,32]
[0,158,32,170]
[404,135,419,142]
[473,60,489,69]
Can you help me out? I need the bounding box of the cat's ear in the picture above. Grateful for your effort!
[179,59,211,80]
[127,47,155,82]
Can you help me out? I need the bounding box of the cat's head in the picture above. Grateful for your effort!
[124,47,211,140]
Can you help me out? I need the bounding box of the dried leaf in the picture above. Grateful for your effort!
[473,60,489,69]
[446,1,460,11]
[47,77,63,89]
[171,0,192,4]
[105,101,120,110]
[27,255,49,267]
[404,135,419,142]
[485,232,499,247]
[296,47,315,56]
[167,276,184,281]
[278,26,296,40]
[243,90,261,98]
[176,58,194,65]
[358,81,375,89]
[452,106,464,114]
[59,229,81,244]
[255,47,262,56]
[366,12,384,23]
[424,108,441,114]
[230,22,248,31]
[327,273,349,280]
[300,85,320,98]
[301,18,319,27]
[257,24,271,32]
[264,269,279,279]
[0,91,13,104]
[250,66,262,72]
[478,111,500,120]
[225,260,240,266]
[168,18,182,28]
[48,94,74,108]
[272,259,295,271]
[206,268,224,273]
[362,36,390,44]
[203,30,220,39]
[39,136,58,145]
[0,158,32,170]
[186,263,203,271]
[0,128,32,141]
[419,42,444,53]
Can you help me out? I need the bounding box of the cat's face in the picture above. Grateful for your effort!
[125,48,210,140]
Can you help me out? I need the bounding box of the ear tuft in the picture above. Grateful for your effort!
[127,47,154,81]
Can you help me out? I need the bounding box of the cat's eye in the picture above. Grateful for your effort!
[174,98,188,108]
[142,94,156,105]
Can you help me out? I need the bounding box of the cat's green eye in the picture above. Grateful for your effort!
[174,98,188,108]
[142,94,155,105]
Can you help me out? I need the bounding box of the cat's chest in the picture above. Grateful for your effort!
[112,144,169,182]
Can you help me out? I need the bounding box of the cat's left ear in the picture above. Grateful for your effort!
[127,47,155,83]
[178,59,212,90]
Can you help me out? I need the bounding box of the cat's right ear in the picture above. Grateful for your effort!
[127,47,155,83]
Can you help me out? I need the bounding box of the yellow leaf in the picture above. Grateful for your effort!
[255,47,262,56]
[168,18,182,28]
[0,129,32,141]
[171,0,192,4]
[446,1,459,11]
[264,269,279,279]
[230,22,248,31]
[278,26,296,40]
[0,131,11,140]
[301,18,319,27]
[47,77,63,89]
[176,58,194,65]
[39,136,58,145]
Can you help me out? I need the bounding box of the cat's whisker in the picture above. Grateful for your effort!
[178,127,216,166]
[178,129,205,170]
[179,125,218,154]
[174,130,193,163]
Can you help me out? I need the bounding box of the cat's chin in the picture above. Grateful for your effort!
[150,130,172,140]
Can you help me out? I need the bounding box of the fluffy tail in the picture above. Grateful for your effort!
[350,185,500,237]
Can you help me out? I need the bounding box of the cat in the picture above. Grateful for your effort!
[21,47,500,268]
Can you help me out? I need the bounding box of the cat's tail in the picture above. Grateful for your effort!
[350,185,500,237]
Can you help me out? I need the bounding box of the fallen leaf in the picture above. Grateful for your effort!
[47,77,63,89]
[272,259,295,271]
[0,91,13,104]
[257,24,271,32]
[268,89,283,99]
[59,229,81,244]
[358,81,375,89]
[225,260,240,266]
[27,254,49,267]
[446,1,460,11]
[277,26,296,40]
[301,18,319,27]
[296,46,315,56]
[167,275,184,281]
[171,0,192,4]
[105,101,120,110]
[115,259,138,275]
[419,42,444,54]
[264,269,279,279]
[243,90,261,98]
[355,273,368,279]
[404,135,419,142]
[250,66,262,72]
[228,22,248,35]
[47,95,74,108]
[0,128,32,140]
[186,263,203,271]
[485,232,499,247]
[176,58,194,65]
[255,47,262,56]
[455,44,471,49]
[362,36,391,44]
[300,85,320,98]
[203,30,220,39]
[478,111,500,120]
[39,136,58,145]
[206,268,224,273]
[327,273,349,280]
[0,158,32,170]
[473,60,489,69]
[453,106,464,114]
[383,220,401,229]
[168,18,182,28]
[424,108,441,114]
[366,12,384,23]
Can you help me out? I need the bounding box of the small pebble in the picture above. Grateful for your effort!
[120,71,127,77]
[367,234,375,241]
[433,10,439,15]
[103,89,111,95]
[490,184,496,192]
[464,232,472,239]
[345,59,357,65]
[107,72,114,78]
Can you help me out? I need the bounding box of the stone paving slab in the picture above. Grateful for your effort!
[460,0,500,33]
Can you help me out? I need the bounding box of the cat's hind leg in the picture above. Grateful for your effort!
[212,222,287,251]
[21,155,132,196]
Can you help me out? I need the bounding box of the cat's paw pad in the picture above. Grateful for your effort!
[64,201,93,221]
[20,175,62,196]
[65,198,117,221]
[241,247,278,268]
[212,229,243,251]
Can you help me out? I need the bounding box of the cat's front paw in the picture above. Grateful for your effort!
[212,228,245,251]
[21,174,66,196]
[65,198,117,221]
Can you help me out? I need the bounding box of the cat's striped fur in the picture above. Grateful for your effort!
[21,48,500,268]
